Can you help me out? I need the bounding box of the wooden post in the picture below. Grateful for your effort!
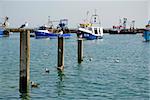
[78,38,83,63]
[57,36,64,71]
[19,30,30,93]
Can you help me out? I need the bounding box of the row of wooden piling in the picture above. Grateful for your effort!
[7,29,83,93]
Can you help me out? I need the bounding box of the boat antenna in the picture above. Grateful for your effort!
[119,18,122,26]
[94,9,97,23]
[94,9,97,16]
[48,16,50,25]
[85,11,89,22]
[123,18,127,29]
[90,9,101,26]
[148,20,150,25]
[48,16,53,28]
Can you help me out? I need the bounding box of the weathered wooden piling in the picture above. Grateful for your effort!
[19,30,30,93]
[57,36,64,71]
[78,38,83,63]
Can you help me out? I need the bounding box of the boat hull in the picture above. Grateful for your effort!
[109,30,119,34]
[109,30,136,34]
[78,31,103,40]
[58,34,71,39]
[35,31,54,38]
[35,31,71,39]
[143,30,150,41]
[0,29,9,37]
[78,27,103,40]
[0,30,3,35]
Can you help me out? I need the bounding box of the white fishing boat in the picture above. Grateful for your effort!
[77,10,103,40]
[143,20,150,41]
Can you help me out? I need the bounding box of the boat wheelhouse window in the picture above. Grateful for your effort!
[99,28,101,33]
[39,26,47,30]
[94,28,98,34]
[88,27,92,30]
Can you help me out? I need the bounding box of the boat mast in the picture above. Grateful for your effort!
[90,9,101,26]
[148,20,150,25]
[119,19,122,27]
[48,16,53,28]
[94,9,97,23]
[85,11,89,22]
[123,18,127,29]
[130,20,135,30]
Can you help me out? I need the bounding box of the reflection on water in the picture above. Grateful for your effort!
[57,70,65,96]
[20,93,30,100]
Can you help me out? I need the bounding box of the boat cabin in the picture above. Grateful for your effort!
[80,23,92,28]
[84,27,103,35]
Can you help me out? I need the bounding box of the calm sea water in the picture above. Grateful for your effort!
[0,34,149,100]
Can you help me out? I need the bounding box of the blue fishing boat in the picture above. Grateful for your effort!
[34,26,71,39]
[0,28,4,36]
[143,21,150,41]
[143,30,150,41]
[77,10,103,40]
[0,28,9,37]
[34,26,54,38]
[35,18,71,39]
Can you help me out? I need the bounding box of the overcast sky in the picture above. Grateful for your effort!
[0,0,149,28]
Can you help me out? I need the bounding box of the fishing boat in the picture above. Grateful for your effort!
[0,28,9,37]
[109,18,136,34]
[0,16,9,37]
[77,10,103,40]
[0,28,4,36]
[34,17,71,39]
[34,26,71,39]
[143,30,150,41]
[143,21,150,41]
[34,26,54,38]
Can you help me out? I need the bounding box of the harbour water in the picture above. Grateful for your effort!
[0,34,149,100]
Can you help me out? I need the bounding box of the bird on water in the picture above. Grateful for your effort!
[114,59,120,63]
[45,68,50,73]
[31,81,39,88]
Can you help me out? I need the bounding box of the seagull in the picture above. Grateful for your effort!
[59,30,63,37]
[31,81,39,88]
[89,57,93,61]
[2,16,9,28]
[45,68,50,73]
[19,22,28,28]
[114,59,120,63]
[59,30,63,35]
[2,21,9,28]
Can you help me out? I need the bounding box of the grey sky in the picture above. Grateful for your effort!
[0,0,149,28]
[147,0,150,21]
